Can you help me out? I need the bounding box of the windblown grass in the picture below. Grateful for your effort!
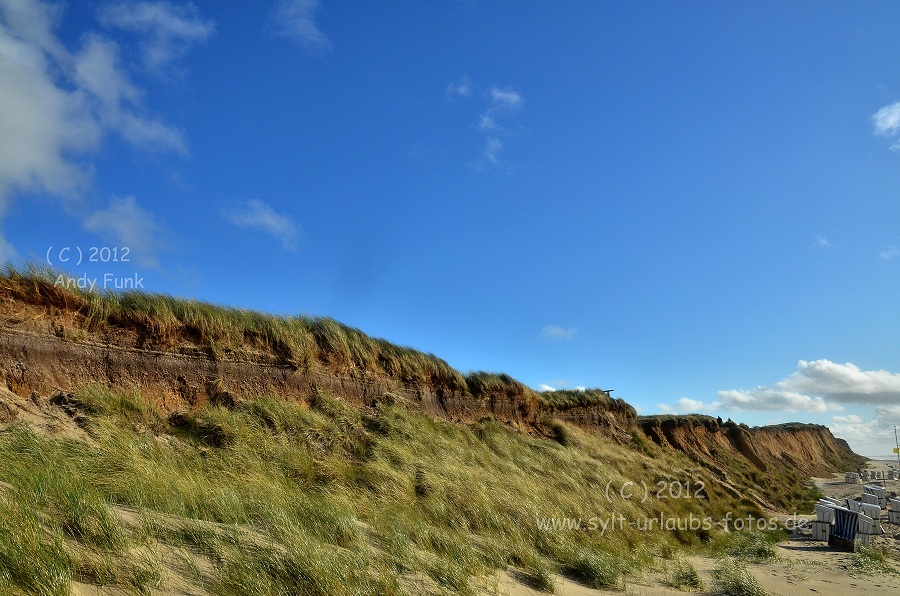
[664,557,704,591]
[1,264,466,390]
[717,529,786,564]
[0,385,760,594]
[714,556,768,596]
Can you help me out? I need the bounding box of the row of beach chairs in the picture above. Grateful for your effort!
[845,469,899,483]
[812,486,900,550]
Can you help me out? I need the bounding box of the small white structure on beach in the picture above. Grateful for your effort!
[863,485,888,508]
[889,498,900,525]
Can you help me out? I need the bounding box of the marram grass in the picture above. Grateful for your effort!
[0,385,768,595]
[1,264,467,390]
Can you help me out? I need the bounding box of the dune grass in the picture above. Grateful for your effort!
[0,264,466,390]
[0,264,682,433]
[663,557,704,591]
[714,528,786,564]
[538,388,634,414]
[0,384,774,595]
[714,556,769,596]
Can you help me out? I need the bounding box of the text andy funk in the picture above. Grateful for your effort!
[54,272,144,292]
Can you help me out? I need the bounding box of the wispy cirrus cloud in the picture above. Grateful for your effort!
[222,199,301,251]
[444,76,524,170]
[445,75,472,99]
[83,195,167,268]
[271,0,331,51]
[880,245,899,260]
[73,33,188,154]
[816,235,832,248]
[480,137,503,166]
[489,86,523,110]
[541,325,578,340]
[98,1,215,73]
[476,114,500,132]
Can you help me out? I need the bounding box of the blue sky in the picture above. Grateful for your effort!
[3,1,900,455]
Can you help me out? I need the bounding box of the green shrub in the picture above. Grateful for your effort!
[851,546,894,573]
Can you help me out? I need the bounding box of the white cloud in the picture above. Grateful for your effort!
[831,414,863,424]
[880,245,899,260]
[777,359,900,405]
[872,101,900,150]
[675,397,708,412]
[222,199,300,251]
[98,1,214,72]
[446,75,472,99]
[715,387,836,413]
[829,405,900,456]
[73,34,142,107]
[480,137,503,167]
[0,0,193,257]
[490,86,522,109]
[658,359,900,416]
[271,0,331,51]
[0,39,93,198]
[538,379,588,392]
[0,234,17,263]
[446,79,524,170]
[816,235,832,248]
[83,196,166,268]
[877,404,900,422]
[72,34,187,154]
[714,359,900,413]
[657,397,714,414]
[476,114,500,131]
[873,101,900,137]
[541,325,577,340]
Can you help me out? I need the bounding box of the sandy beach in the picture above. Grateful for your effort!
[492,538,900,595]
[812,458,900,503]
[490,459,900,595]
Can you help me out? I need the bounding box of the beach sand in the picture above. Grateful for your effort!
[812,458,900,503]
[492,538,900,595]
[492,459,900,595]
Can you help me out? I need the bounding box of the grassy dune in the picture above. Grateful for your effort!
[1,264,466,389]
[0,265,840,593]
[0,385,793,595]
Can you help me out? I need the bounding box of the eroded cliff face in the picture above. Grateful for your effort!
[0,290,863,489]
[750,423,866,478]
[0,296,635,436]
[638,416,865,488]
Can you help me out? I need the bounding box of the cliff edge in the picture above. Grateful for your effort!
[0,267,864,508]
